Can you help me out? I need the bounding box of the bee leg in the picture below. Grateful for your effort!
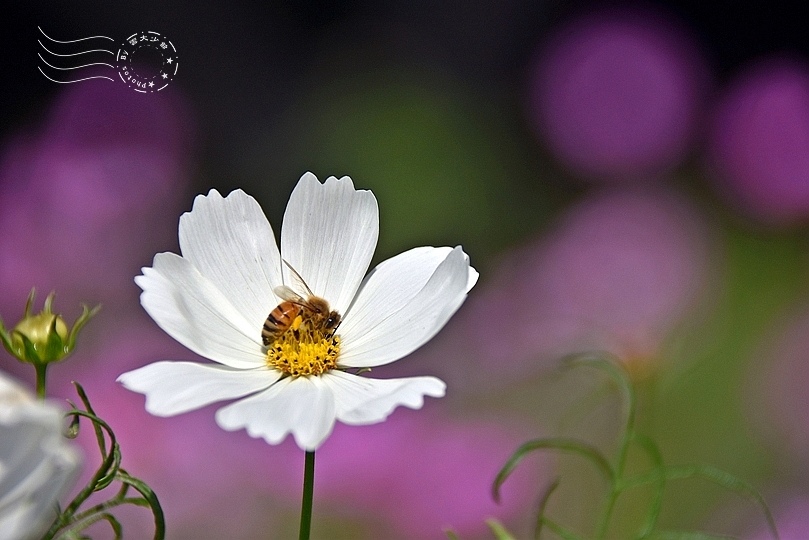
[291,315,303,331]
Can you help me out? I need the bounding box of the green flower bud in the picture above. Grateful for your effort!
[0,289,99,366]
[12,311,69,350]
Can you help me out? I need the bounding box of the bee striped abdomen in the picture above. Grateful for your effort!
[262,301,302,346]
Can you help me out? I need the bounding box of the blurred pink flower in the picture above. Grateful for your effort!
[402,187,713,391]
[520,188,711,361]
[309,411,545,539]
[528,7,708,182]
[0,84,193,315]
[744,495,809,540]
[0,84,205,535]
[707,57,809,226]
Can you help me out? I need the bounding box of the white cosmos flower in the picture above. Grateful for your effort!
[0,371,80,540]
[118,173,477,451]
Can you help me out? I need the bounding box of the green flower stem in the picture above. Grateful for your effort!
[34,363,47,400]
[569,357,636,540]
[299,450,315,540]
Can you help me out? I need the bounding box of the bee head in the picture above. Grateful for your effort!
[325,311,341,329]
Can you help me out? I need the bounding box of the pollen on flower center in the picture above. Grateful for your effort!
[265,316,340,377]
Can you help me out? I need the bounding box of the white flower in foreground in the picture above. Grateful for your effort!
[0,371,80,540]
[119,173,477,451]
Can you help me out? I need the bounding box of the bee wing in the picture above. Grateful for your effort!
[282,259,316,298]
[273,285,306,304]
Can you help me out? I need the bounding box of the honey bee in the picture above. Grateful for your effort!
[261,261,341,346]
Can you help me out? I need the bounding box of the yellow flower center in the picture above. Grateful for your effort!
[265,315,340,377]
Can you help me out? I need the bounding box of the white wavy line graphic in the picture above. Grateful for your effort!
[38,67,114,83]
[39,40,113,57]
[38,26,114,43]
[38,53,114,71]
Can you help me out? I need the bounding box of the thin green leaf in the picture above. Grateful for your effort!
[118,497,153,508]
[493,438,615,503]
[534,479,561,540]
[43,291,55,312]
[54,512,123,540]
[87,512,123,540]
[94,444,123,491]
[58,410,120,519]
[71,496,153,525]
[444,529,460,540]
[557,379,614,434]
[99,513,123,539]
[65,408,81,439]
[73,382,108,457]
[485,519,517,540]
[24,288,35,316]
[114,480,131,500]
[63,408,120,490]
[46,390,163,540]
[63,473,162,539]
[54,531,85,540]
[663,465,778,540]
[559,357,635,540]
[66,304,100,352]
[0,318,14,353]
[73,382,96,414]
[67,389,122,490]
[630,434,666,539]
[561,353,637,435]
[117,471,166,540]
[541,517,586,540]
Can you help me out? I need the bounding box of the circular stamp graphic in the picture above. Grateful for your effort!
[116,31,178,93]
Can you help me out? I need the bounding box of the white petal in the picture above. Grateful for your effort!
[178,189,283,331]
[117,361,280,416]
[338,246,476,367]
[136,253,265,368]
[322,370,445,425]
[215,376,337,451]
[280,173,379,314]
[0,374,80,539]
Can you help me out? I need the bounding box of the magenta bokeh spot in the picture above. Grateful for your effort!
[0,84,193,313]
[527,188,709,353]
[743,495,809,539]
[400,187,712,393]
[708,58,809,225]
[529,8,707,181]
[498,187,712,372]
